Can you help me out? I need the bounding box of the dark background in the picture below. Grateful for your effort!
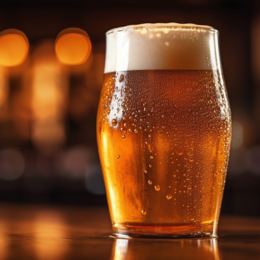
[0,0,259,216]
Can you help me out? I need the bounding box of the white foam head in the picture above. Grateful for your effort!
[104,23,221,73]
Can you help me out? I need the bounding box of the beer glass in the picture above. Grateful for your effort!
[97,23,231,238]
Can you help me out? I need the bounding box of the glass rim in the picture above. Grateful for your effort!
[106,23,218,35]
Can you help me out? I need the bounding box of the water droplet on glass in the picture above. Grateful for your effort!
[154,185,160,191]
[161,114,165,118]
[149,164,152,168]
[141,209,147,216]
[119,74,124,82]
[129,129,132,132]
[148,180,152,185]
[148,135,151,138]
[144,170,148,174]
[166,194,172,200]
[134,129,138,133]
[122,135,126,139]
[150,155,153,159]
[112,119,117,126]
[117,155,120,159]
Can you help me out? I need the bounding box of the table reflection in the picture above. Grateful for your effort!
[111,238,221,260]
[0,220,8,259]
[33,212,69,260]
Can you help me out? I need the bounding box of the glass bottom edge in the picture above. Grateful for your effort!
[112,222,217,238]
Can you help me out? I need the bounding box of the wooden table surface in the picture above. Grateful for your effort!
[0,203,259,260]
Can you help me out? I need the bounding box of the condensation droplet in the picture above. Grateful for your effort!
[166,194,172,200]
[129,129,132,132]
[122,135,126,139]
[148,180,152,185]
[148,135,151,138]
[150,155,153,159]
[119,74,124,82]
[149,164,152,168]
[134,129,138,133]
[141,209,147,216]
[117,155,120,159]
[112,119,117,126]
[154,185,160,191]
[144,170,148,174]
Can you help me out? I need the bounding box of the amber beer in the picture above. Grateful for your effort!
[97,23,231,237]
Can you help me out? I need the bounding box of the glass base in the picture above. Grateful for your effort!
[112,222,217,238]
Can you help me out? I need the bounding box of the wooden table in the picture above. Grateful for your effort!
[0,203,259,260]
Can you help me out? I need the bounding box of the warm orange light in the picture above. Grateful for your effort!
[34,213,69,260]
[55,28,91,65]
[0,29,29,67]
[31,40,68,151]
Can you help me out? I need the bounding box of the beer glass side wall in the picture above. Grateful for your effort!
[97,23,231,237]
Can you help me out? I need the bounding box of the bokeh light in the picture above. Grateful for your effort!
[0,29,29,67]
[232,120,244,149]
[31,40,68,151]
[85,164,106,195]
[60,146,94,178]
[55,28,91,65]
[0,67,8,109]
[0,149,25,180]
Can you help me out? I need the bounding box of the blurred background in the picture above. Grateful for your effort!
[0,0,258,216]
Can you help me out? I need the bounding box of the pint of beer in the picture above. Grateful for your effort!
[97,23,231,237]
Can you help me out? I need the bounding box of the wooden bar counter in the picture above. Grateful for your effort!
[0,203,259,259]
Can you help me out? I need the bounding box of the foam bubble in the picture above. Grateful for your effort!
[104,23,220,73]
